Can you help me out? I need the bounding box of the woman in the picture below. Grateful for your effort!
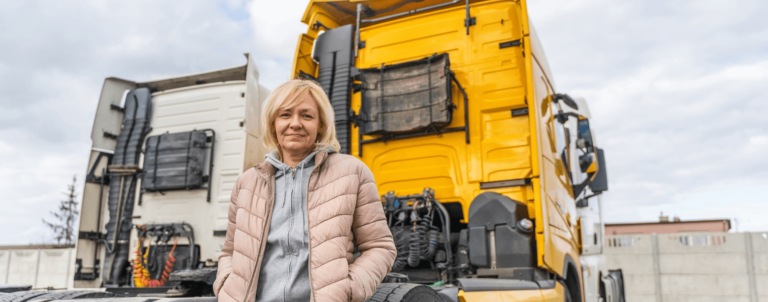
[213,79,396,302]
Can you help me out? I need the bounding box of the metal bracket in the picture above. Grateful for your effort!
[78,231,107,241]
[103,131,118,140]
[511,108,529,117]
[479,178,531,189]
[351,83,363,93]
[465,17,476,28]
[499,39,521,49]
[298,70,318,81]
[575,199,588,208]
[110,104,125,113]
[312,21,330,31]
[73,258,100,280]
[85,152,113,184]
[464,0,475,35]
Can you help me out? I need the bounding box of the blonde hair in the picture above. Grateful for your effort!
[261,79,341,152]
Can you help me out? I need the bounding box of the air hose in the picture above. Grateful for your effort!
[407,201,423,267]
[426,227,439,259]
[132,239,177,287]
[391,226,409,271]
[407,225,423,267]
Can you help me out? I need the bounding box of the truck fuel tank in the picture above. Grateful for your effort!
[467,192,536,271]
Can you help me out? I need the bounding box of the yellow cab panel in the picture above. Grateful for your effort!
[355,0,530,222]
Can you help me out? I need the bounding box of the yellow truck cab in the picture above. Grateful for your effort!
[291,0,622,301]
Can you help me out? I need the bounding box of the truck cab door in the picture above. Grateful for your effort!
[529,60,578,271]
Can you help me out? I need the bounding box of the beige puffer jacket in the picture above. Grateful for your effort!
[213,151,396,302]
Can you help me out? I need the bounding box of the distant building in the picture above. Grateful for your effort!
[604,214,731,235]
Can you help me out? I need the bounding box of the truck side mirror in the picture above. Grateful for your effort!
[589,148,608,193]
[579,152,596,173]
[554,93,579,110]
[576,119,594,151]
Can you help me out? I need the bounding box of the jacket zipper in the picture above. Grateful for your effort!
[305,151,329,302]
[242,172,273,302]
[305,167,318,302]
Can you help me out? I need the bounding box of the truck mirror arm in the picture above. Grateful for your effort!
[554,93,579,110]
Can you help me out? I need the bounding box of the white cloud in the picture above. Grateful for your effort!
[244,0,311,89]
[247,0,309,60]
[750,135,768,145]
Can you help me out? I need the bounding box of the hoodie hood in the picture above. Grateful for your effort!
[264,146,337,176]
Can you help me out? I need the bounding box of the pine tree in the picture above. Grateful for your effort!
[43,175,79,245]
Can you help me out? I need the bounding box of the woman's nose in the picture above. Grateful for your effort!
[289,114,302,128]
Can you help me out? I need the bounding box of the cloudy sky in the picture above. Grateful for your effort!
[1,0,766,244]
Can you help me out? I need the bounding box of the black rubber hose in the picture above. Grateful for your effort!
[407,219,423,267]
[419,211,438,259]
[110,242,129,284]
[108,175,137,285]
[431,197,453,267]
[181,222,197,269]
[426,228,439,259]
[392,228,409,271]
[417,211,431,257]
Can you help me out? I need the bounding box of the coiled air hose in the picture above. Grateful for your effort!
[407,202,423,267]
[132,239,177,287]
[426,228,440,259]
[391,226,409,271]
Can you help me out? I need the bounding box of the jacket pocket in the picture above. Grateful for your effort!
[213,271,232,297]
[346,277,353,302]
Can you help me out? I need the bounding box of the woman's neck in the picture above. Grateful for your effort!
[281,149,313,168]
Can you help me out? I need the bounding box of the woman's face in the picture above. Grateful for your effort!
[275,94,321,155]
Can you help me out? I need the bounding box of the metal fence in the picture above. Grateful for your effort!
[606,232,768,302]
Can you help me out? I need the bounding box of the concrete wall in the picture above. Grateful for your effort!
[606,232,768,302]
[0,246,75,289]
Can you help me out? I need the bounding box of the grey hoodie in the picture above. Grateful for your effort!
[255,148,328,302]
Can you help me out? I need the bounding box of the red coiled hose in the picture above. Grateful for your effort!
[132,239,177,287]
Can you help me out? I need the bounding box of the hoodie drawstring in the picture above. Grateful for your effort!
[297,164,306,249]
[284,163,306,256]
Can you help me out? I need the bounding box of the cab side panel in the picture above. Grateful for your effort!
[132,82,247,265]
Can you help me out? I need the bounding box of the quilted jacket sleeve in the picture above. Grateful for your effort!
[348,163,397,302]
[213,177,240,297]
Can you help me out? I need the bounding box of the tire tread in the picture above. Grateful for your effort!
[365,283,441,302]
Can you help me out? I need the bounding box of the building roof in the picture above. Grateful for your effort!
[606,219,731,229]
[604,219,731,235]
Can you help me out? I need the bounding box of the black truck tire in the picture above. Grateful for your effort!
[365,283,442,302]
[0,290,117,302]
[0,291,47,302]
[560,281,573,302]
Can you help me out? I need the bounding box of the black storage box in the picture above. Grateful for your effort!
[358,53,454,135]
[142,130,209,191]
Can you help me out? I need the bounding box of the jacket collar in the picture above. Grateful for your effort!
[253,150,331,179]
